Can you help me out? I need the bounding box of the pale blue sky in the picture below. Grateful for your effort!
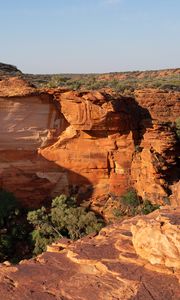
[0,0,180,73]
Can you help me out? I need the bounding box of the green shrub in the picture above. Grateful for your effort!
[112,208,123,218]
[112,189,160,219]
[141,200,160,215]
[46,75,71,88]
[120,189,140,208]
[27,195,104,255]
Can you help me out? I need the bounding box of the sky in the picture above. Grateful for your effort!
[0,0,180,73]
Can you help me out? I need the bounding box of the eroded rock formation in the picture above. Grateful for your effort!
[0,77,179,210]
[0,73,179,299]
[0,207,179,299]
[131,207,180,269]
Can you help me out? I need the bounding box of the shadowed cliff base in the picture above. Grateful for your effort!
[0,150,94,209]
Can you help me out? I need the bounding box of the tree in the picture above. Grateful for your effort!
[27,195,104,255]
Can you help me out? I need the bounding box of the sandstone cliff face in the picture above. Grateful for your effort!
[131,89,179,204]
[0,78,69,206]
[39,90,140,205]
[41,88,180,208]
[134,89,180,122]
[0,207,179,300]
[0,78,179,209]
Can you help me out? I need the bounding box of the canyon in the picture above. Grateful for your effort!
[0,67,179,299]
[0,76,179,213]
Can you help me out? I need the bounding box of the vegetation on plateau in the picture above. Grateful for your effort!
[26,71,180,94]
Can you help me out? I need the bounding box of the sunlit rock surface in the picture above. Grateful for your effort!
[0,208,179,299]
[0,78,179,210]
[0,78,69,207]
[132,207,180,269]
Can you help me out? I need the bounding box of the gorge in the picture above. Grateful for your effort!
[0,76,179,213]
[0,67,179,299]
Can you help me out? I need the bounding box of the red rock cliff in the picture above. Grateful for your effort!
[0,78,179,209]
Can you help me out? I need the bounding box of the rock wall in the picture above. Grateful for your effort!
[39,91,141,205]
[0,78,179,209]
[131,89,180,204]
[0,78,70,207]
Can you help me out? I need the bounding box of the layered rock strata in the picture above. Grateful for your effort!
[0,78,69,206]
[0,208,179,299]
[0,78,179,209]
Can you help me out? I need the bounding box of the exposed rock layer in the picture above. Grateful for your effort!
[131,208,180,269]
[0,78,179,210]
[0,208,179,299]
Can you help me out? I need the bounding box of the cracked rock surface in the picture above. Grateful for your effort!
[0,208,179,300]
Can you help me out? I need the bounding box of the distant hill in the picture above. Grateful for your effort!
[0,62,179,92]
[24,68,180,92]
[0,62,22,78]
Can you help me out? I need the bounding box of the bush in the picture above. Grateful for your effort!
[112,189,160,218]
[46,75,71,88]
[141,200,160,215]
[27,195,104,255]
[120,189,140,208]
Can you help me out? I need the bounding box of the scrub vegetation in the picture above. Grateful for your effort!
[0,188,161,262]
[25,70,180,94]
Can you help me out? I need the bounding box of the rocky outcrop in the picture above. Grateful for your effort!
[131,89,180,204]
[131,207,180,269]
[0,77,35,97]
[0,63,22,78]
[131,122,178,203]
[39,90,141,205]
[0,207,179,299]
[134,89,180,122]
[42,88,180,208]
[170,181,180,206]
[0,78,179,210]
